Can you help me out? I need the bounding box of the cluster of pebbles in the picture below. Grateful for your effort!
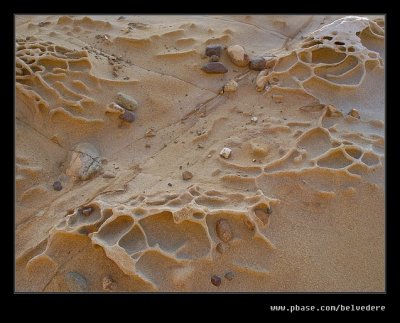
[106,92,138,123]
[201,44,274,74]
[201,44,276,95]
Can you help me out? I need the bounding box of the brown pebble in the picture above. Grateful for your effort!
[201,62,228,74]
[145,143,151,148]
[224,272,234,281]
[211,275,222,287]
[209,55,220,62]
[249,57,266,71]
[53,181,62,191]
[205,44,223,57]
[182,171,193,180]
[168,183,172,187]
[81,207,93,216]
[216,219,233,242]
[119,110,136,123]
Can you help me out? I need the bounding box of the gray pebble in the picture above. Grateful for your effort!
[249,57,266,71]
[119,110,136,123]
[224,271,234,281]
[115,92,138,111]
[201,62,228,74]
[65,272,88,291]
[205,44,223,57]
[53,181,62,191]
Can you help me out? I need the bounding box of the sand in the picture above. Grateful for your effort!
[15,15,385,292]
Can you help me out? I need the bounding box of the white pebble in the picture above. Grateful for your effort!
[220,147,232,159]
[251,116,258,123]
[224,80,238,92]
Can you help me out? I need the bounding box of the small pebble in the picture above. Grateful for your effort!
[224,272,235,281]
[81,207,93,216]
[145,129,156,137]
[348,108,360,119]
[205,44,223,57]
[201,62,228,74]
[209,55,220,62]
[211,275,222,287]
[182,171,193,180]
[249,57,266,70]
[119,110,136,123]
[224,80,238,92]
[115,92,138,111]
[106,102,125,115]
[168,183,172,187]
[207,154,212,158]
[220,147,232,159]
[53,181,62,191]
[103,275,117,291]
[145,143,151,148]
[251,116,258,123]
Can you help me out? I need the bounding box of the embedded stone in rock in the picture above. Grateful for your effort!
[182,171,193,180]
[119,110,136,123]
[227,45,249,67]
[249,57,266,70]
[66,143,102,181]
[64,272,88,291]
[216,218,233,242]
[205,44,223,57]
[201,62,228,74]
[115,92,138,111]
[224,80,238,92]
